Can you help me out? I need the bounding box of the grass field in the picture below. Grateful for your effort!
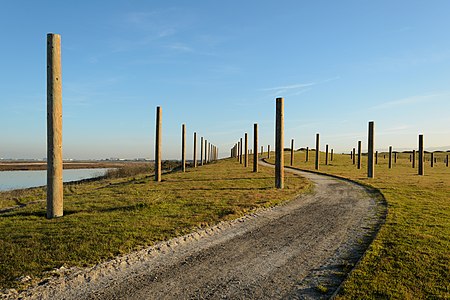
[0,159,310,290]
[268,149,449,299]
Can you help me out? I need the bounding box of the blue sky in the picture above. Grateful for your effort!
[1,1,450,159]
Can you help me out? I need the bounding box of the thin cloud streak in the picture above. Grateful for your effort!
[371,92,450,110]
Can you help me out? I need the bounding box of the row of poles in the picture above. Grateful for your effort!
[46,34,218,219]
[154,106,218,182]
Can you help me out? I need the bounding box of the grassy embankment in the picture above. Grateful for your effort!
[269,150,449,299]
[0,158,310,290]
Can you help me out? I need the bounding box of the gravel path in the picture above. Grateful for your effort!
[7,162,384,300]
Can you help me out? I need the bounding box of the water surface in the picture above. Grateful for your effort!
[0,168,109,191]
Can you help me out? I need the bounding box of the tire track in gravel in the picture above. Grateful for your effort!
[13,161,385,300]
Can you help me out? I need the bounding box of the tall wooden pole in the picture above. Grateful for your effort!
[412,150,416,168]
[181,124,186,172]
[244,133,248,167]
[268,145,270,159]
[325,144,329,165]
[388,146,393,169]
[331,148,334,161]
[418,135,424,175]
[47,33,63,218]
[357,141,362,169]
[431,152,434,167]
[275,98,284,188]
[193,132,197,168]
[368,121,375,178]
[306,146,309,162]
[240,138,243,164]
[155,106,162,182]
[200,137,204,166]
[352,148,356,165]
[204,139,208,164]
[253,123,258,172]
[315,134,320,170]
[375,151,378,165]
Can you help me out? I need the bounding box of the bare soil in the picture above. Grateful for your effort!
[3,162,385,299]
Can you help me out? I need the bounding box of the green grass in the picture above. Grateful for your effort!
[268,150,450,299]
[0,158,311,290]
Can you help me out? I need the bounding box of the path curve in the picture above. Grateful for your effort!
[12,161,384,300]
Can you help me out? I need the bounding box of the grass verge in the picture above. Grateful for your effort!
[0,158,310,290]
[267,150,449,299]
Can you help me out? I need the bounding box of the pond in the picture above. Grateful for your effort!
[0,168,109,191]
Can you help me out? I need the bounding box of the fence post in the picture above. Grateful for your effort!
[240,138,243,164]
[268,145,270,159]
[193,132,197,168]
[181,124,186,172]
[155,106,162,182]
[244,133,248,167]
[331,148,334,161]
[367,121,375,178]
[431,152,434,167]
[388,146,392,169]
[47,33,63,218]
[254,123,258,172]
[275,98,284,188]
[325,144,329,165]
[375,151,378,165]
[352,148,356,165]
[204,139,208,164]
[315,133,320,170]
[412,150,415,168]
[306,146,309,162]
[418,135,424,175]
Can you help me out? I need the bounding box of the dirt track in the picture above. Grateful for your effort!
[11,162,384,300]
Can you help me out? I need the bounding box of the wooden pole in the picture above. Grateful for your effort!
[47,33,63,218]
[368,121,375,178]
[306,146,309,162]
[412,150,416,168]
[375,151,378,165]
[244,133,248,167]
[155,106,162,182]
[240,138,243,164]
[418,135,424,175]
[331,148,334,161]
[204,139,208,164]
[315,134,320,170]
[388,146,392,169]
[200,137,204,166]
[253,123,258,172]
[193,132,197,168]
[431,152,434,167]
[275,98,284,188]
[268,145,270,159]
[357,141,362,169]
[325,144,329,165]
[446,154,449,167]
[181,124,186,172]
[290,139,294,166]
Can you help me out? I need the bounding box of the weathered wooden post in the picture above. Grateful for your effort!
[388,146,392,169]
[240,138,243,164]
[394,152,397,164]
[367,121,374,178]
[315,134,320,170]
[237,141,240,161]
[446,154,449,167]
[350,150,353,160]
[412,150,416,168]
[357,141,362,169]
[244,133,248,167]
[261,145,263,156]
[200,137,204,166]
[268,145,271,159]
[431,152,434,167]
[375,151,378,164]
[331,148,334,161]
[253,123,258,172]
[47,33,63,218]
[275,97,284,188]
[290,139,294,166]
[181,124,186,172]
[306,147,309,162]
[352,148,356,165]
[418,135,424,175]
[325,144,329,165]
[204,139,208,164]
[193,132,197,168]
[155,106,162,182]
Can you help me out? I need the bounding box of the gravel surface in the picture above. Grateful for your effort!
[4,162,384,300]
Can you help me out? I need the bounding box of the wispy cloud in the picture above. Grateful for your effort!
[371,92,450,110]
[260,76,340,98]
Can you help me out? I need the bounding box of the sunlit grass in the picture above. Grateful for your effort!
[0,158,311,290]
[268,149,450,299]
